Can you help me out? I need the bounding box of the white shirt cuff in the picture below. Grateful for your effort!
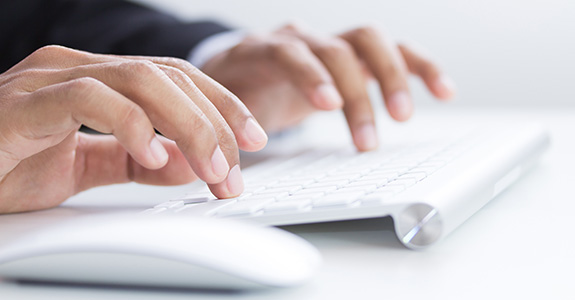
[187,30,246,69]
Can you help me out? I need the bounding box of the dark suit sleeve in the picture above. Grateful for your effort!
[0,0,231,73]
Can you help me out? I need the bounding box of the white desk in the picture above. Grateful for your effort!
[1,107,573,299]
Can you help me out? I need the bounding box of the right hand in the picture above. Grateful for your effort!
[202,23,455,151]
[0,45,267,213]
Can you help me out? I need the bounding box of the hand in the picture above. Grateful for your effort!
[0,45,268,213]
[202,23,455,151]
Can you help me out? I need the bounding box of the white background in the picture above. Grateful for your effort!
[136,0,575,108]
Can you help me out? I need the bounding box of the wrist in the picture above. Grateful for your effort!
[187,30,247,69]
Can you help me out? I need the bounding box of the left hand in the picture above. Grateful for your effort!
[202,23,456,151]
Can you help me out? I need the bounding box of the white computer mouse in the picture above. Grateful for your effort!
[0,213,321,290]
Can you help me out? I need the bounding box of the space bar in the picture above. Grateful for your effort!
[174,199,236,216]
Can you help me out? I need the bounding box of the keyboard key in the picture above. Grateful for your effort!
[417,161,446,169]
[239,194,277,201]
[402,172,427,181]
[410,166,440,175]
[244,183,268,192]
[362,171,400,182]
[346,180,386,188]
[278,193,324,202]
[306,180,349,189]
[154,201,185,209]
[264,200,312,212]
[174,199,236,216]
[337,185,376,194]
[257,186,302,195]
[295,186,337,195]
[389,177,418,188]
[389,158,421,166]
[141,207,167,215]
[171,193,213,201]
[286,172,327,182]
[179,197,213,204]
[277,177,317,186]
[251,190,290,199]
[245,179,279,187]
[216,199,275,216]
[377,165,410,174]
[376,185,406,194]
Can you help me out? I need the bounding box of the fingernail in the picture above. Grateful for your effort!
[226,165,244,196]
[314,84,343,109]
[211,146,230,179]
[434,75,456,100]
[353,124,378,151]
[244,118,268,146]
[149,137,169,164]
[388,91,413,121]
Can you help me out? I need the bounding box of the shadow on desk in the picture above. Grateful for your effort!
[2,279,256,297]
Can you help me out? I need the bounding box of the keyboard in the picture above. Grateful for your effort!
[143,123,550,249]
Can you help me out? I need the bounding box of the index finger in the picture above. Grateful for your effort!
[340,26,413,122]
[281,25,378,151]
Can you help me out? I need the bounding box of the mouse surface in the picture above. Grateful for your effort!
[0,213,321,290]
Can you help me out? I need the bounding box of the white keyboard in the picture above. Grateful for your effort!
[143,123,550,249]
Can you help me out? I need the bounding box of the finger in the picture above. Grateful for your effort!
[146,57,268,153]
[282,25,378,151]
[74,133,197,192]
[340,26,413,122]
[398,43,456,100]
[43,61,235,191]
[23,77,169,170]
[155,64,244,198]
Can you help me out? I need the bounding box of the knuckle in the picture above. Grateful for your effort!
[162,66,191,86]
[218,127,238,154]
[20,46,93,71]
[121,60,162,81]
[352,24,384,42]
[267,38,307,60]
[161,56,200,76]
[381,63,405,81]
[174,113,215,149]
[214,118,237,143]
[32,45,71,57]
[181,108,213,139]
[281,21,304,33]
[316,38,354,61]
[418,59,438,76]
[164,57,195,70]
[118,103,149,132]
[65,77,102,92]
[28,45,80,65]
[60,77,104,103]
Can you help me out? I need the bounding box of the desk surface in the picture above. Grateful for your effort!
[1,107,573,300]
